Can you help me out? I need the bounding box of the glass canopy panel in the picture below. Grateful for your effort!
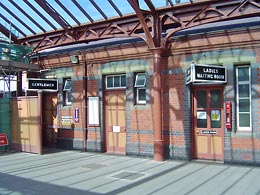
[28,0,62,29]
[151,0,193,7]
[137,0,149,11]
[112,0,135,15]
[0,0,196,39]
[21,1,55,32]
[150,0,170,8]
[94,0,121,18]
[75,0,109,22]
[46,0,81,26]
[0,0,63,38]
[1,1,35,37]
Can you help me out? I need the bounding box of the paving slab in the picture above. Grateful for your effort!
[1,149,260,195]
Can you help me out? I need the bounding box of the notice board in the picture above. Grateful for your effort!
[88,97,99,125]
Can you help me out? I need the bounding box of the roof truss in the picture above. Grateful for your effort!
[1,0,260,52]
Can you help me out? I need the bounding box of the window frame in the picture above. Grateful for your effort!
[63,79,72,91]
[236,65,251,131]
[105,74,126,89]
[63,78,72,106]
[136,87,146,104]
[134,73,147,105]
[134,73,146,87]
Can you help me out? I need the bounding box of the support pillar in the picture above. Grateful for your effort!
[17,72,23,97]
[37,90,43,155]
[152,48,164,161]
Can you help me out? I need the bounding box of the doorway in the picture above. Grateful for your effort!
[193,86,224,161]
[105,90,126,155]
[42,93,58,147]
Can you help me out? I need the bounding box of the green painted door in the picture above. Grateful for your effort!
[0,97,11,150]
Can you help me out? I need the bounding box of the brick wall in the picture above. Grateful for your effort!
[41,27,260,165]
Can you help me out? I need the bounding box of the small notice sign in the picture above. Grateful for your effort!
[0,133,8,146]
[202,130,217,135]
[113,126,120,133]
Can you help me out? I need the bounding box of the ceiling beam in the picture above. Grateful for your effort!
[16,0,260,51]
[0,2,36,35]
[108,0,123,17]
[144,0,156,12]
[8,0,47,33]
[35,0,71,29]
[0,23,19,42]
[0,13,26,38]
[24,0,57,31]
[89,0,108,20]
[72,0,94,23]
[54,0,81,25]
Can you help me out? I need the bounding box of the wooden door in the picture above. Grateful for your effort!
[105,91,126,155]
[193,87,224,161]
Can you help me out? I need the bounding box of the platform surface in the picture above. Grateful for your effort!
[0,148,260,195]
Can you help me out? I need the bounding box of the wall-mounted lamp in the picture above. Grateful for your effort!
[70,55,79,64]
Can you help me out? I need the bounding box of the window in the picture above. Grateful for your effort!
[106,74,126,89]
[236,66,251,131]
[134,73,146,104]
[134,73,146,87]
[63,78,72,106]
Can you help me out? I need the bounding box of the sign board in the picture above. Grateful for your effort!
[74,108,79,123]
[61,116,73,126]
[28,78,58,91]
[202,130,217,135]
[0,133,8,146]
[186,64,227,84]
[113,126,120,133]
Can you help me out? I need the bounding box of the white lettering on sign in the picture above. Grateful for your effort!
[197,73,213,79]
[32,83,55,87]
[214,75,225,80]
[203,68,219,74]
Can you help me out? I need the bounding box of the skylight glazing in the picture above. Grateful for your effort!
[0,0,193,39]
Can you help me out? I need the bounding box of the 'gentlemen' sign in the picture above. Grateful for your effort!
[28,79,58,91]
[186,64,227,84]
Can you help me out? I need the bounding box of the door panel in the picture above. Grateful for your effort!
[105,91,126,155]
[194,87,224,161]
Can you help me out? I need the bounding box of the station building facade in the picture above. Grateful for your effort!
[35,19,260,165]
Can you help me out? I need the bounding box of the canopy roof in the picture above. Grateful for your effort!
[0,0,191,40]
[1,0,260,52]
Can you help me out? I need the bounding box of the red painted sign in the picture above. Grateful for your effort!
[0,133,8,146]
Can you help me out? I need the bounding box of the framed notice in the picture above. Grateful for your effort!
[211,110,220,121]
[197,111,207,119]
[88,96,99,125]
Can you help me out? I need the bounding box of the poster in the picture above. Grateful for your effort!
[197,111,207,119]
[88,96,99,125]
[211,110,220,121]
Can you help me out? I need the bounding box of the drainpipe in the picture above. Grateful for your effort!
[82,53,87,152]
[151,48,164,161]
